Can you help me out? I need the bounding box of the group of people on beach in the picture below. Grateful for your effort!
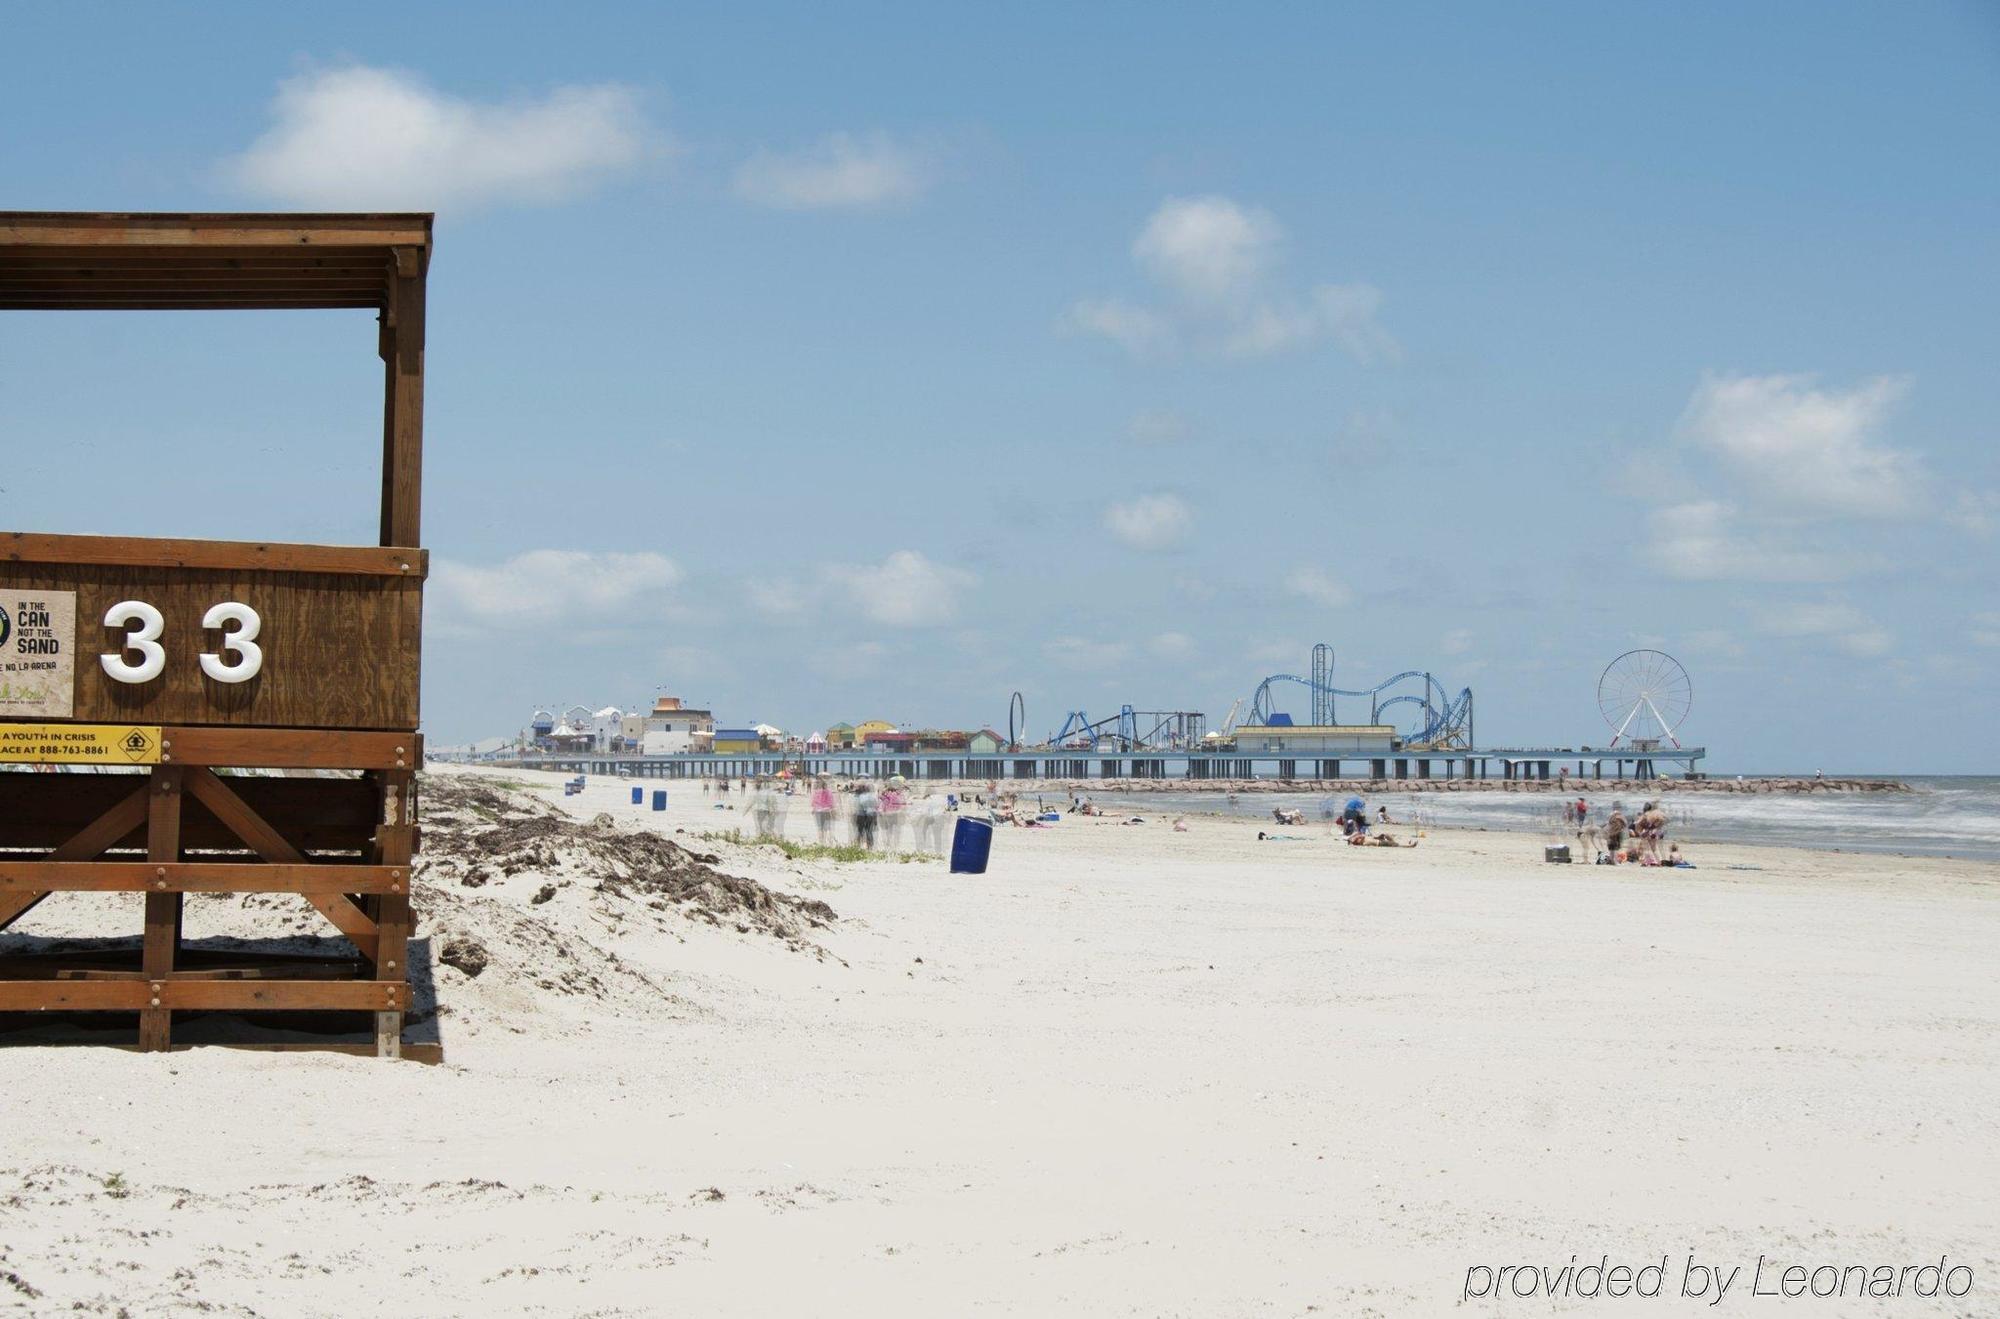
[1567,796,1685,865]
[707,775,959,852]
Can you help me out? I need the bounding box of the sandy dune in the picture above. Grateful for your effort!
[2,766,1995,1316]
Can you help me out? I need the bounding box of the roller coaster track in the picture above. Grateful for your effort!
[1248,670,1474,749]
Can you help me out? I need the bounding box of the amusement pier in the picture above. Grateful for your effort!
[485,647,1705,784]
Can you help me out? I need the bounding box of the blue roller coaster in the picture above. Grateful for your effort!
[1246,644,1474,749]
[1046,706,1207,751]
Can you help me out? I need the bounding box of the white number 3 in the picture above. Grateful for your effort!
[100,601,166,684]
[199,602,263,683]
[100,600,264,685]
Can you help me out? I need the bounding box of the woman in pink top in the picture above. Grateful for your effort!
[810,778,836,843]
[880,782,906,849]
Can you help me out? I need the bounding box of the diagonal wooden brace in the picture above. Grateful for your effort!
[185,768,379,961]
[0,778,152,933]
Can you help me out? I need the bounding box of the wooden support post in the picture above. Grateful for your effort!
[379,260,426,548]
[372,769,415,1059]
[140,766,185,1051]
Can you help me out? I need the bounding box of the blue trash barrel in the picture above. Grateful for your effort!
[651,790,668,811]
[631,786,643,804]
[949,817,994,874]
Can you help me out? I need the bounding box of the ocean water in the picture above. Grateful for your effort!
[1072,776,2000,862]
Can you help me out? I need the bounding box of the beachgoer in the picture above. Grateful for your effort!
[1634,800,1667,858]
[750,781,779,838]
[852,785,880,849]
[917,792,948,852]
[1172,817,1189,832]
[880,783,906,849]
[1605,804,1627,859]
[810,777,836,843]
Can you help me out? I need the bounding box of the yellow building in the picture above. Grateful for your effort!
[852,719,897,746]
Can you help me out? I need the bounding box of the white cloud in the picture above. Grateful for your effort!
[1061,298,1173,356]
[433,549,681,625]
[1285,567,1352,608]
[822,550,973,627]
[1757,598,1892,658]
[1103,493,1192,550]
[1440,628,1473,656]
[732,132,925,209]
[1133,196,1281,303]
[1127,408,1191,445]
[1646,501,1856,582]
[1044,636,1132,670]
[1152,631,1195,659]
[1067,196,1396,363]
[226,66,651,209]
[1676,373,1922,517]
[1970,612,2000,649]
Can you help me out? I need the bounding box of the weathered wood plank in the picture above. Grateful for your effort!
[0,980,409,1011]
[160,728,419,770]
[0,215,432,249]
[0,773,378,852]
[2,533,425,578]
[0,861,409,893]
[379,272,425,547]
[141,766,185,1050]
[0,562,422,729]
[371,769,416,1058]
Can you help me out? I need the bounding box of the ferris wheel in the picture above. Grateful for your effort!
[1597,650,1691,749]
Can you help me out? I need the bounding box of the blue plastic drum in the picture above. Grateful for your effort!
[631,786,644,804]
[949,817,994,874]
[651,790,668,811]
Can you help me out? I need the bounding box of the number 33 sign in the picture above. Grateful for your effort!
[101,600,264,684]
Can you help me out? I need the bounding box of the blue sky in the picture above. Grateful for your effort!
[4,2,1997,769]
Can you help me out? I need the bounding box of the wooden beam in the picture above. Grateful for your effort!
[0,296,384,310]
[2,531,426,577]
[160,728,420,771]
[372,769,416,1058]
[0,779,153,933]
[0,861,411,894]
[184,769,379,960]
[0,979,409,1011]
[0,773,379,852]
[0,891,50,933]
[141,766,184,1050]
[379,270,425,547]
[0,214,433,250]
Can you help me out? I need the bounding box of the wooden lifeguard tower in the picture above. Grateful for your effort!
[0,212,432,1058]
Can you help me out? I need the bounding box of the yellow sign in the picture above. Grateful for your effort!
[0,723,162,765]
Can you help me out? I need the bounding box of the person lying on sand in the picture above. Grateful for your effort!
[1172,817,1189,832]
[1348,831,1417,847]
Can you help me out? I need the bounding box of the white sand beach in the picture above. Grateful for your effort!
[3,765,1996,1316]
